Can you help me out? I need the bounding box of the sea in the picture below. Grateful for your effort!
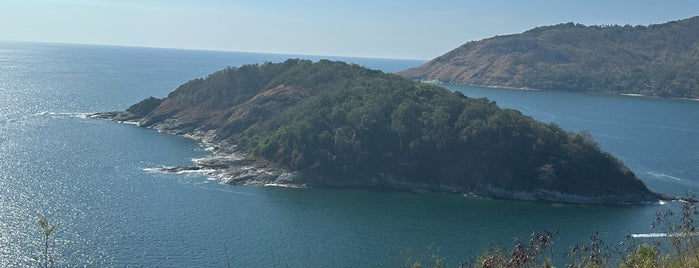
[1,41,698,267]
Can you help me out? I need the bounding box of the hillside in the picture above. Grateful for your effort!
[398,16,699,99]
[95,59,661,204]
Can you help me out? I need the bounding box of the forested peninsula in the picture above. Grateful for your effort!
[399,16,699,99]
[94,59,662,204]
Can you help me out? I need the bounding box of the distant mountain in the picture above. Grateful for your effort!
[399,16,699,99]
[94,59,661,204]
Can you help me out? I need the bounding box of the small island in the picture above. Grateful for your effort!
[398,16,699,99]
[93,59,662,205]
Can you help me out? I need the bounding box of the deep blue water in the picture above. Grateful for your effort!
[1,42,698,267]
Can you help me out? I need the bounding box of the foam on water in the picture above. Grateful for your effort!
[34,111,91,119]
[142,167,160,173]
[630,232,699,238]
[264,183,305,188]
[519,104,557,121]
[143,166,216,175]
[647,171,683,181]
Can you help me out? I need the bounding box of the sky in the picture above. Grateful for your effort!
[1,0,698,59]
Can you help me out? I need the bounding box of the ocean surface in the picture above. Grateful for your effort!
[1,42,698,267]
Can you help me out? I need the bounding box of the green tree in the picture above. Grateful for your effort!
[36,212,55,268]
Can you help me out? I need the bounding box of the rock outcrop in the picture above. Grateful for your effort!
[93,59,664,204]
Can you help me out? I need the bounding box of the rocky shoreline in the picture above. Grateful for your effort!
[91,111,671,205]
[90,112,302,186]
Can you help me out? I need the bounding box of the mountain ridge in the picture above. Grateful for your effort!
[398,16,699,99]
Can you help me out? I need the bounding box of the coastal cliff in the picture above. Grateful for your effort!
[398,16,699,99]
[94,59,661,204]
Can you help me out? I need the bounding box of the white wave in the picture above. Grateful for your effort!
[179,169,216,175]
[142,166,216,175]
[264,183,304,188]
[142,167,163,173]
[191,157,207,163]
[630,232,699,238]
[646,171,682,181]
[639,124,699,134]
[630,233,667,238]
[518,105,556,121]
[34,111,91,119]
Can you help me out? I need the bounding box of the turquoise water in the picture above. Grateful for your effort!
[1,42,698,267]
[443,85,699,197]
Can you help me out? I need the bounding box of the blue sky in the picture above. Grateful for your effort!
[1,0,698,59]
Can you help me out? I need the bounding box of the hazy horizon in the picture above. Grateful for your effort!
[2,0,698,59]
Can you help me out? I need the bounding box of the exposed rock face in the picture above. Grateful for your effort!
[93,59,664,205]
[399,16,699,99]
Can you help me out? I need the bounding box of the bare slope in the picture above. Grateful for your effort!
[399,17,699,98]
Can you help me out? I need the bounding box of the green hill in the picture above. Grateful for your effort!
[399,16,699,99]
[96,59,660,204]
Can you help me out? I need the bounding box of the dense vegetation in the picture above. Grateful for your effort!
[399,16,699,99]
[116,59,657,203]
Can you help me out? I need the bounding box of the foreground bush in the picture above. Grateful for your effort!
[398,198,699,268]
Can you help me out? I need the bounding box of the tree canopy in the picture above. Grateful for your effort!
[120,59,656,202]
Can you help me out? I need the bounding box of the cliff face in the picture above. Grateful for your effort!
[399,16,699,99]
[95,59,660,204]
